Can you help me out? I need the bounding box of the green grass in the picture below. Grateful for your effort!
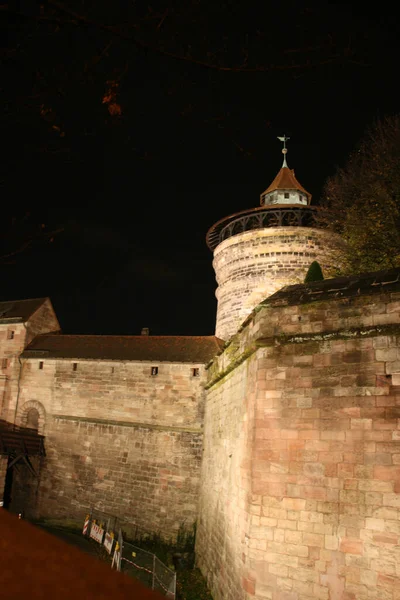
[175,568,213,600]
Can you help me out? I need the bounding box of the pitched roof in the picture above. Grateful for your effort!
[264,267,400,307]
[22,334,225,363]
[0,298,48,324]
[261,167,311,201]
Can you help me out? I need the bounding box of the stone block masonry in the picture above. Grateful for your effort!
[197,288,400,600]
[15,358,207,538]
[196,359,256,600]
[1,323,32,422]
[0,298,60,422]
[37,417,202,536]
[2,278,400,599]
[212,227,343,340]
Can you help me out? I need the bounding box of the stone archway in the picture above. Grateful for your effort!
[18,401,46,435]
[10,401,47,517]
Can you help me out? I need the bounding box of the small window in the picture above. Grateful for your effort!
[151,366,158,376]
[73,362,78,371]
[192,368,200,377]
[7,330,15,340]
[1,358,8,369]
[284,192,289,199]
[39,361,44,370]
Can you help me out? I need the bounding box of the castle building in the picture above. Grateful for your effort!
[1,141,399,600]
[0,300,222,534]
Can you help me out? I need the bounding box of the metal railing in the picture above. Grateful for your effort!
[120,541,176,598]
[206,204,320,250]
[82,509,176,598]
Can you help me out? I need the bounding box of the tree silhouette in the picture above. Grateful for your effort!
[318,114,400,274]
[304,261,324,283]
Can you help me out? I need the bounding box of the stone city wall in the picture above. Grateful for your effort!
[15,358,206,537]
[196,357,256,600]
[198,289,400,600]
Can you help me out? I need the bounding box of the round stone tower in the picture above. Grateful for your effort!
[207,136,343,341]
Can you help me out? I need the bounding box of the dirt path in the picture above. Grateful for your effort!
[37,525,110,561]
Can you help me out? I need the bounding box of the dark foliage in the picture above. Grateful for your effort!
[304,261,324,283]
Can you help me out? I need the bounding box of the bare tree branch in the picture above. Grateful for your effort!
[1,1,354,73]
[0,218,64,265]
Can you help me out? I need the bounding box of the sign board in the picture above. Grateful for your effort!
[90,522,105,544]
[111,544,121,570]
[82,515,90,536]
[104,532,114,554]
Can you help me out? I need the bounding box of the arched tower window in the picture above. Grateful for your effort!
[18,401,46,434]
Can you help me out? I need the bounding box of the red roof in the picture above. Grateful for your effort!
[22,334,224,363]
[261,167,311,202]
[0,297,48,323]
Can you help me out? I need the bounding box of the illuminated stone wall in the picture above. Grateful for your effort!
[196,356,256,600]
[0,300,59,422]
[197,287,400,600]
[213,227,343,341]
[15,358,207,537]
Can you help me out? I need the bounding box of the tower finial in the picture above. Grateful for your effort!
[277,135,290,168]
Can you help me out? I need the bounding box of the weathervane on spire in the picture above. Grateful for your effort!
[277,135,290,167]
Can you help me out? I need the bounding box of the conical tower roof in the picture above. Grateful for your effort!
[260,135,311,205]
[261,166,311,202]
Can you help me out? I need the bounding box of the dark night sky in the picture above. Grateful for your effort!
[1,2,399,336]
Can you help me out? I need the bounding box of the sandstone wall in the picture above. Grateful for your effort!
[16,358,206,537]
[0,323,29,421]
[198,289,400,600]
[25,298,60,345]
[0,456,7,502]
[213,227,343,340]
[196,358,256,600]
[0,299,59,422]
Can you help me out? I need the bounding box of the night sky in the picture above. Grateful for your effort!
[2,2,399,336]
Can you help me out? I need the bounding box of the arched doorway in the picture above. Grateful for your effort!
[0,419,45,514]
[7,401,46,517]
[18,401,46,435]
